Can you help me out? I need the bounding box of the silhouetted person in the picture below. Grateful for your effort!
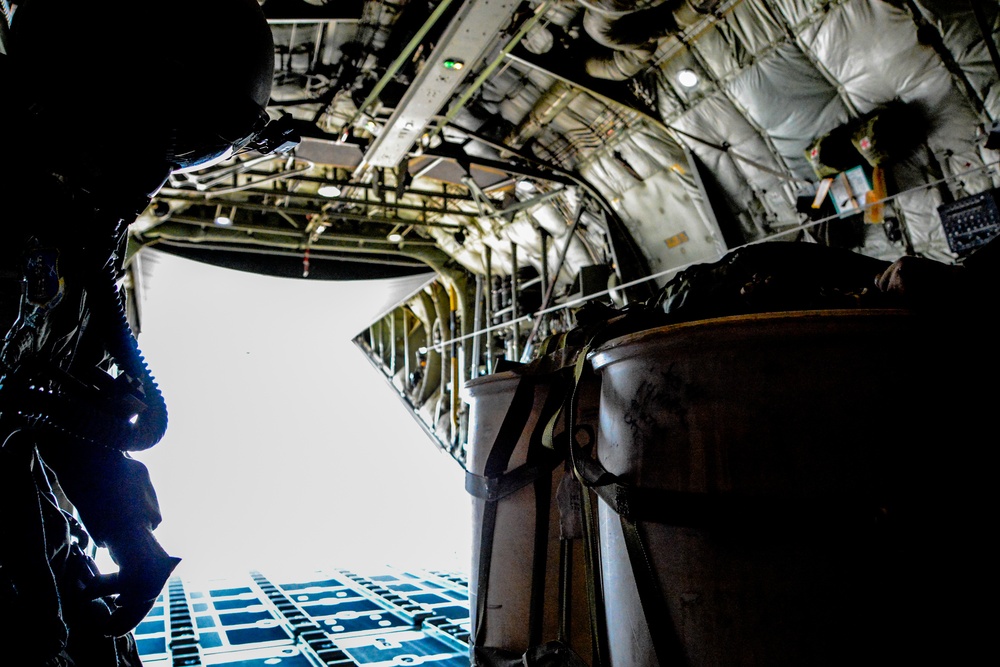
[0,1,295,664]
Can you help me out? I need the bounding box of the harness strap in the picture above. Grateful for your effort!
[562,315,883,667]
[562,337,609,667]
[474,374,537,649]
[465,453,563,503]
[526,380,569,647]
[584,474,879,531]
[560,307,691,667]
[472,305,671,662]
[618,515,686,666]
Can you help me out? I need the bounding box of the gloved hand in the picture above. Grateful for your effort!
[75,528,181,637]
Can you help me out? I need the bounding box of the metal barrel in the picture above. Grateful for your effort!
[588,308,990,666]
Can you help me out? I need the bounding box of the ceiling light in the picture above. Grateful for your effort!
[214,205,235,226]
[318,184,342,197]
[677,68,700,88]
[387,232,403,243]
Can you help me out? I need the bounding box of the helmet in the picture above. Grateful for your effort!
[9,0,282,199]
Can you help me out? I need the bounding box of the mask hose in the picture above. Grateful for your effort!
[0,237,168,452]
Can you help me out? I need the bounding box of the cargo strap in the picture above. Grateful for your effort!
[572,445,608,667]
[571,456,880,530]
[562,320,683,667]
[471,305,670,664]
[522,308,653,667]
[465,449,564,503]
[473,374,534,652]
[472,369,568,654]
[560,315,885,667]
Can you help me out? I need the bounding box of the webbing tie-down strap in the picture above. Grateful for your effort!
[465,451,564,503]
[570,380,684,666]
[472,369,569,654]
[562,321,683,667]
[473,374,536,651]
[563,325,884,667]
[574,456,881,531]
[471,306,668,664]
[574,448,884,666]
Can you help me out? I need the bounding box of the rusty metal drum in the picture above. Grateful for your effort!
[465,368,596,662]
[588,309,984,666]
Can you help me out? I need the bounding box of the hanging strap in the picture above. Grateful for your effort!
[562,318,882,667]
[473,374,538,650]
[511,308,650,667]
[465,452,564,503]
[559,309,690,667]
[470,305,671,662]
[561,336,610,667]
[471,368,570,653]
[619,515,687,666]
[565,356,684,667]
[573,465,877,531]
[527,380,570,647]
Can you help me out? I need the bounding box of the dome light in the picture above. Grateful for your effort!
[214,205,236,226]
[318,184,342,197]
[677,68,700,88]
[387,232,403,243]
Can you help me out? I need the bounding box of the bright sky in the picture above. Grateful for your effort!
[101,250,472,581]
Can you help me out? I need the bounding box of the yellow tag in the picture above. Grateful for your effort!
[665,231,689,248]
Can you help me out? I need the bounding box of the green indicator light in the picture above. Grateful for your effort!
[443,59,464,70]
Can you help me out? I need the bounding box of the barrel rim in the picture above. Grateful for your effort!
[464,368,525,394]
[588,308,919,370]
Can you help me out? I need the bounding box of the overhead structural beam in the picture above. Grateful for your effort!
[344,0,460,134]
[358,0,522,171]
[483,186,566,219]
[154,192,471,227]
[420,144,578,188]
[425,0,553,146]
[157,216,441,246]
[149,241,428,269]
[172,173,482,202]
